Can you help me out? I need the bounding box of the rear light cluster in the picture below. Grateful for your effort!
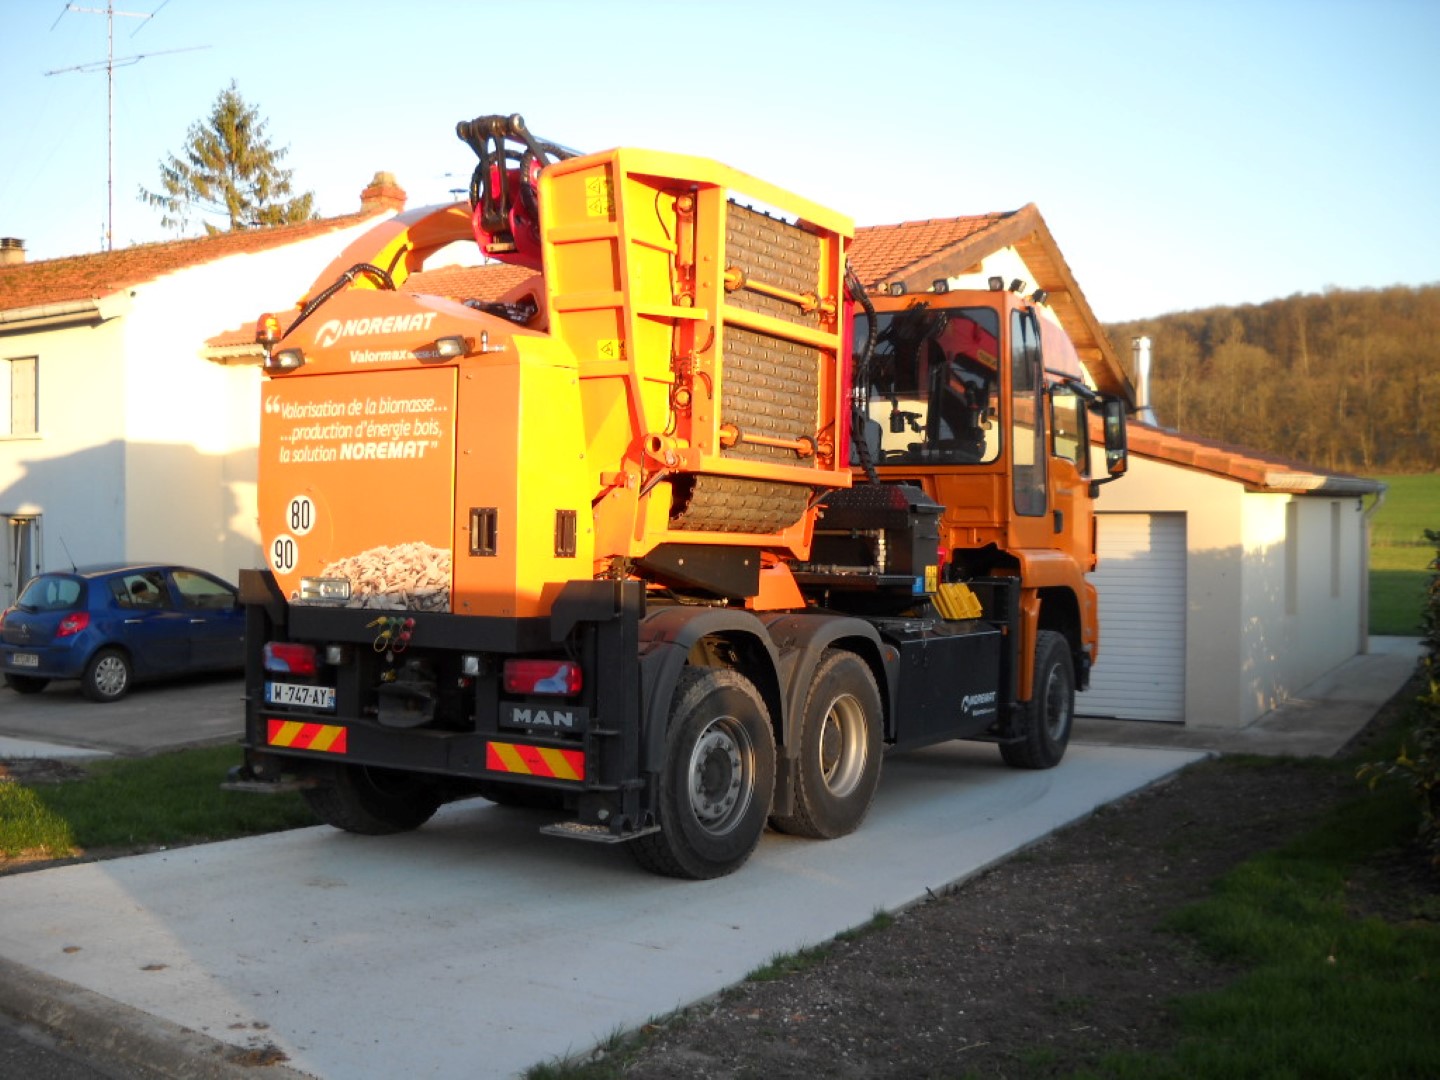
[264,642,318,675]
[57,612,90,638]
[503,659,582,695]
[260,643,581,695]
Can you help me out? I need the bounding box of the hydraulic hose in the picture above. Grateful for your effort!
[846,265,880,484]
[279,263,395,344]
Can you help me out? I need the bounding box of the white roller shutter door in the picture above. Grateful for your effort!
[1080,512,1186,722]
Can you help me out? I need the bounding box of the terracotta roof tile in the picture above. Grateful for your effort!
[402,263,537,300]
[1127,421,1382,495]
[848,214,1013,287]
[0,209,384,312]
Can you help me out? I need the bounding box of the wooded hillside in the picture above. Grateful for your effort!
[1103,284,1440,474]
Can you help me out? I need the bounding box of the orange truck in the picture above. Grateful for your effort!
[232,115,1130,879]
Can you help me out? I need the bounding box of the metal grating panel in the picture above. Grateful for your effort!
[725,202,823,327]
[720,326,820,467]
[670,475,809,535]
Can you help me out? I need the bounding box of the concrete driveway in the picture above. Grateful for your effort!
[0,673,244,757]
[0,740,1204,1079]
[1,641,1418,1079]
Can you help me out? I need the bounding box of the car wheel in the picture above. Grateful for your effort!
[4,673,50,694]
[81,647,132,703]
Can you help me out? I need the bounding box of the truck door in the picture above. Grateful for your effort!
[1008,309,1051,549]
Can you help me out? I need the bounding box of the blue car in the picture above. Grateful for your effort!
[0,564,245,703]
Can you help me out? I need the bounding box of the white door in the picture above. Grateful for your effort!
[1080,512,1186,722]
[5,514,41,609]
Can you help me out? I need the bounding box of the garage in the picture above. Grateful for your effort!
[1080,512,1187,722]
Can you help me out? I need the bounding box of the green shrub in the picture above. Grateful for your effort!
[1358,528,1440,864]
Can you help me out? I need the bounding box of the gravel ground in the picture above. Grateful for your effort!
[599,679,1426,1079]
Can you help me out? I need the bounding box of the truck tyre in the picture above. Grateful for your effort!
[302,763,442,834]
[770,650,882,840]
[1001,630,1074,770]
[631,666,776,880]
[4,674,49,694]
[81,647,131,703]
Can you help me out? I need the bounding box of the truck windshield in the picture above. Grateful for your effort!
[854,304,1001,465]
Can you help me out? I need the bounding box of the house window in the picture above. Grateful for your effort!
[4,356,37,436]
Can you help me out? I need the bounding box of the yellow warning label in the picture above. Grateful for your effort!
[597,339,624,362]
[585,176,614,216]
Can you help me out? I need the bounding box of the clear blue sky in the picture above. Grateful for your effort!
[2,0,1436,322]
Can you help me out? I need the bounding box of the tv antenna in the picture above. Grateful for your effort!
[46,2,209,251]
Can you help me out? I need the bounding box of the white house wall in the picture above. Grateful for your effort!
[1236,491,1291,723]
[0,316,129,585]
[939,248,1069,330]
[1096,451,1370,729]
[76,216,390,586]
[1240,492,1368,720]
[1094,454,1247,728]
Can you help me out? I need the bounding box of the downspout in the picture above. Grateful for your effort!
[1359,485,1388,654]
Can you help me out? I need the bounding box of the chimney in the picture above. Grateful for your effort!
[359,172,407,214]
[1131,336,1158,426]
[0,238,24,266]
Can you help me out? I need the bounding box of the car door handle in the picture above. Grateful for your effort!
[189,618,207,624]
[125,618,144,624]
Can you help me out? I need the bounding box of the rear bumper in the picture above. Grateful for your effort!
[0,642,89,680]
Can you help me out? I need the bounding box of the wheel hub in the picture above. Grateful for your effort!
[815,693,866,797]
[93,657,127,697]
[687,719,752,833]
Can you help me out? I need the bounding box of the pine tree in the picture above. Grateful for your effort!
[140,81,315,235]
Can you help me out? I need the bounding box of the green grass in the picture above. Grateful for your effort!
[1,745,314,859]
[1369,474,1440,548]
[1075,776,1440,1080]
[1368,473,1437,635]
[0,780,77,858]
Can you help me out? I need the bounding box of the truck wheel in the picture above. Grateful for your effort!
[1000,630,1074,770]
[770,650,882,839]
[302,763,442,834]
[81,647,131,703]
[631,667,776,880]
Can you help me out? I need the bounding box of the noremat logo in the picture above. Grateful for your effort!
[961,691,998,715]
[315,312,439,347]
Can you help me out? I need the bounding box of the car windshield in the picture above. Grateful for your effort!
[855,304,1002,465]
[17,575,83,612]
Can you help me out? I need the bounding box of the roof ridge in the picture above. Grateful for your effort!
[1128,421,1382,490]
[1,207,392,313]
[9,208,377,270]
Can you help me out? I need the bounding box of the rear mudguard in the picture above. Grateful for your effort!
[637,606,885,817]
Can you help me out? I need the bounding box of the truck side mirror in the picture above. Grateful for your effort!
[1101,398,1128,477]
